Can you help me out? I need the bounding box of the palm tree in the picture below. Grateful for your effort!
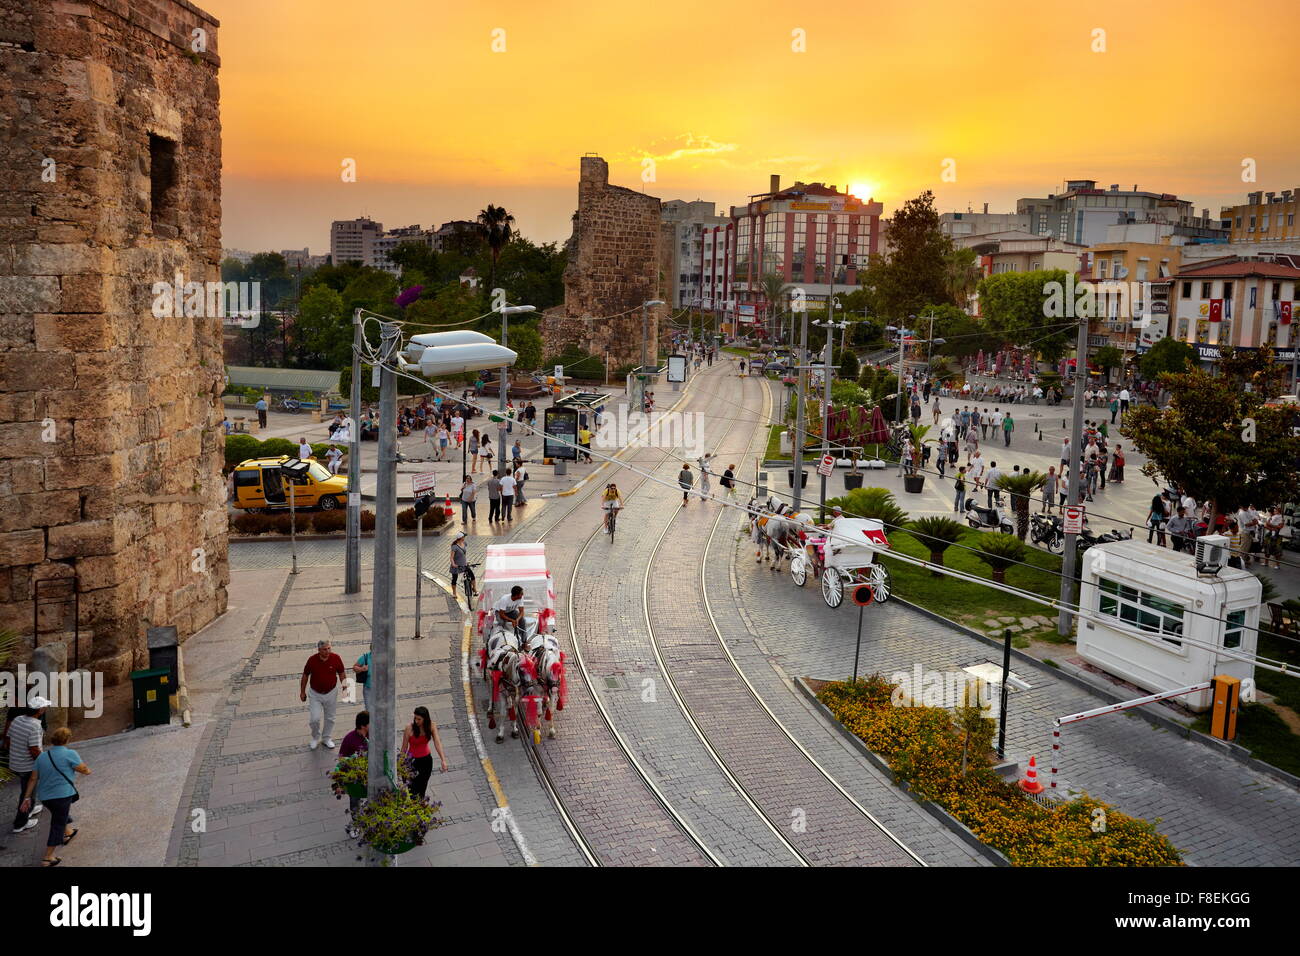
[994,470,1048,540]
[826,487,910,529]
[909,516,966,574]
[943,246,982,311]
[973,532,1028,584]
[758,272,789,345]
[476,204,515,298]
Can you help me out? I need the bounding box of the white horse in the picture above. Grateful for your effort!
[483,622,534,743]
[747,496,815,569]
[525,631,566,740]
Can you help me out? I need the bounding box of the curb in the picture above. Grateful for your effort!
[885,595,1300,793]
[792,676,1011,867]
[230,528,448,543]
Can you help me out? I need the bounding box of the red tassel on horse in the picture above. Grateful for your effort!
[556,654,567,711]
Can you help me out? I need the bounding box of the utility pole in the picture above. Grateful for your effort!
[792,306,809,511]
[367,321,400,862]
[816,315,846,522]
[1057,315,1090,636]
[345,310,362,594]
[496,304,536,476]
[639,300,664,412]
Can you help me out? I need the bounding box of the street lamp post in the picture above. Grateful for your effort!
[497,304,536,475]
[639,299,665,413]
[345,310,363,594]
[814,315,849,521]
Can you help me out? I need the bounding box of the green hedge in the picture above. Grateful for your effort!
[224,435,345,471]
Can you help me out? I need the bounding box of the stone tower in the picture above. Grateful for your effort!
[0,0,229,683]
[542,156,668,368]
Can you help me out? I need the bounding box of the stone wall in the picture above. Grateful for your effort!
[0,0,229,683]
[542,156,667,369]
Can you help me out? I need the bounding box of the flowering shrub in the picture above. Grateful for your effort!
[817,678,1182,866]
[351,786,442,855]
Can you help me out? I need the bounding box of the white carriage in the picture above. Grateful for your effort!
[474,542,557,638]
[789,517,893,608]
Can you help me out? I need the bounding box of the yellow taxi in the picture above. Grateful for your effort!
[230,456,347,512]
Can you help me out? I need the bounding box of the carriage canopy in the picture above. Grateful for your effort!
[826,517,890,565]
[476,542,557,634]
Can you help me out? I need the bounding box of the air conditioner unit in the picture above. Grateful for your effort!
[1195,534,1229,573]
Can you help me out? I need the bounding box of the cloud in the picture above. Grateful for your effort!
[624,133,740,165]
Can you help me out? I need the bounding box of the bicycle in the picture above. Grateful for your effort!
[454,562,479,603]
[604,507,619,541]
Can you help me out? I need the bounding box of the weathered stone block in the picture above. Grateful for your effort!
[0,352,75,392]
[0,276,60,313]
[0,530,45,568]
[47,517,131,559]
[0,491,80,533]
[35,312,114,350]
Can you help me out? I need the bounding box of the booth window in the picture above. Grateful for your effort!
[1098,578,1185,646]
[1223,609,1246,650]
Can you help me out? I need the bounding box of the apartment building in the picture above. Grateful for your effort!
[661,199,728,310]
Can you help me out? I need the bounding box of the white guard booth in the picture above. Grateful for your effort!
[1078,540,1260,712]
[475,542,557,636]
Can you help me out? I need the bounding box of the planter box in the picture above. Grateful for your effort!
[788,469,807,489]
[843,472,865,490]
[903,474,925,494]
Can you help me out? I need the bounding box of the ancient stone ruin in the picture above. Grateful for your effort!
[542,156,670,368]
[0,0,229,684]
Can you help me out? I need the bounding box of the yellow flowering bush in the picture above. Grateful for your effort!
[817,678,1182,867]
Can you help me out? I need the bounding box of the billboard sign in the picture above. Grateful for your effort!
[543,406,579,460]
[666,354,687,383]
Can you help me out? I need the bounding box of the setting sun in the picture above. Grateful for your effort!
[849,181,880,202]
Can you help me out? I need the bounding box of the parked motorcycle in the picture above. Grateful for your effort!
[965,499,1015,535]
[1077,525,1133,550]
[1030,513,1065,554]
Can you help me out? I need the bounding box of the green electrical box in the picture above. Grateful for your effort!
[129,667,172,728]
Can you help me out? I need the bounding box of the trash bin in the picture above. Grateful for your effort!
[147,625,179,688]
[554,459,567,476]
[844,472,865,490]
[130,667,172,728]
[788,469,807,489]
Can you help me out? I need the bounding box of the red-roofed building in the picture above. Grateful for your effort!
[1167,257,1300,375]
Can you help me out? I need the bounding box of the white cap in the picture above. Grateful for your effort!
[28,695,53,709]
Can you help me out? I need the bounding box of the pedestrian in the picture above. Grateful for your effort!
[1110,445,1125,483]
[338,711,369,837]
[1147,493,1168,546]
[739,359,747,376]
[479,434,494,471]
[1109,395,1119,425]
[964,425,979,463]
[1119,386,1130,418]
[678,462,694,507]
[450,530,470,593]
[578,424,592,463]
[325,445,343,475]
[255,394,268,429]
[1264,505,1286,569]
[499,469,516,522]
[973,407,984,440]
[1225,519,1246,569]
[468,429,480,474]
[298,437,313,461]
[1002,411,1014,447]
[1059,438,1070,468]
[1042,467,1057,513]
[697,453,714,499]
[513,465,529,506]
[721,463,737,499]
[936,440,947,478]
[460,474,477,523]
[1166,507,1194,553]
[985,461,1003,507]
[485,470,502,523]
[400,706,447,801]
[436,423,449,461]
[932,399,941,425]
[451,412,465,447]
[511,439,523,472]
[17,726,89,866]
[6,696,50,836]
[953,468,967,513]
[910,399,921,424]
[1237,503,1260,567]
[352,649,372,711]
[968,450,985,490]
[300,640,346,750]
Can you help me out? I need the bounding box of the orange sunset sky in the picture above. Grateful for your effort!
[206,0,1300,254]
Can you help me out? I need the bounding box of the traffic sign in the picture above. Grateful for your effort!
[411,472,437,497]
[817,454,835,477]
[1063,505,1085,535]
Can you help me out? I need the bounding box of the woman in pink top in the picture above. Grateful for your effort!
[400,706,447,800]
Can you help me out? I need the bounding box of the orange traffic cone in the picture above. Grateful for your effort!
[443,496,453,519]
[1018,755,1045,794]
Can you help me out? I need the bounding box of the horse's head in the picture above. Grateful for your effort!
[517,652,539,688]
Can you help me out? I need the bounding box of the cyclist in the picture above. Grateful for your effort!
[449,531,472,596]
[601,482,624,534]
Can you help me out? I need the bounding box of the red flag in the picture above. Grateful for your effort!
[1208,299,1223,322]
[1281,301,1293,325]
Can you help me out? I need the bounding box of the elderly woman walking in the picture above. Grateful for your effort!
[678,462,694,507]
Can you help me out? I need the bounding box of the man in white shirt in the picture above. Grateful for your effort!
[968,451,986,490]
[989,409,1003,437]
[1118,387,1131,416]
[1180,492,1196,516]
[325,445,343,475]
[298,437,313,460]
[499,470,517,522]
[984,461,1003,507]
[1237,505,1259,565]
[493,586,527,636]
[451,414,465,447]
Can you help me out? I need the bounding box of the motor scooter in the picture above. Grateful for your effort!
[965,499,1015,535]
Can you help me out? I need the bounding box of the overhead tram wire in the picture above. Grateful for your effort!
[371,357,1300,677]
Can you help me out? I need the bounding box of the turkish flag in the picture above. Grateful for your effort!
[1208,299,1223,322]
[1281,301,1293,325]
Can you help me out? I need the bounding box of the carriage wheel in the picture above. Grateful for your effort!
[868,563,892,603]
[821,568,844,608]
[790,555,807,587]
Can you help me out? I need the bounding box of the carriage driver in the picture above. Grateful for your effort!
[818,505,843,530]
[494,585,528,637]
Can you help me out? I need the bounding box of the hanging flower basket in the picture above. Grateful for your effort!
[351,785,443,856]
[782,377,797,389]
[327,752,416,802]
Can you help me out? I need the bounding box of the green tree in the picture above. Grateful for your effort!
[295,285,349,368]
[994,471,1047,540]
[220,257,246,283]
[836,346,860,380]
[943,246,982,309]
[1138,336,1196,380]
[972,532,1028,584]
[1121,346,1300,527]
[506,323,544,371]
[492,238,566,311]
[977,269,1073,362]
[246,252,293,308]
[825,487,909,528]
[909,516,966,573]
[477,204,516,298]
[859,191,949,321]
[1092,345,1123,376]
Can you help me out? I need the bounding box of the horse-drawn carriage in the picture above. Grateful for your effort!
[474,543,566,745]
[789,517,893,608]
